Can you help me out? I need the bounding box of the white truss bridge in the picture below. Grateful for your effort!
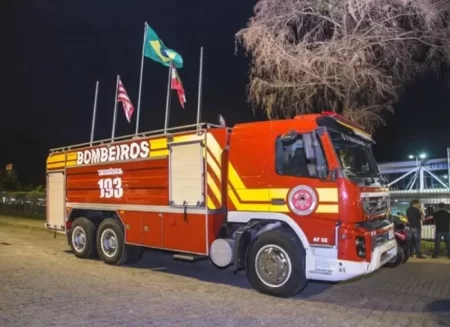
[378,149,450,201]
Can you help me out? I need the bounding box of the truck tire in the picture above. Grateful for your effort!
[96,218,132,266]
[69,217,98,259]
[385,245,405,268]
[245,229,308,298]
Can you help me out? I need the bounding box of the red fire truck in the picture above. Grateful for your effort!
[45,112,396,298]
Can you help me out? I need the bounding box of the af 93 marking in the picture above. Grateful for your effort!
[312,237,328,244]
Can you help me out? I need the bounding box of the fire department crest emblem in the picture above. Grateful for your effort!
[287,185,318,216]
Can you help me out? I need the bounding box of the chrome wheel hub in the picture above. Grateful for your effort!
[101,228,118,258]
[72,226,86,253]
[255,244,292,288]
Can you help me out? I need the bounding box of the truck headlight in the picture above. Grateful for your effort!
[356,236,366,258]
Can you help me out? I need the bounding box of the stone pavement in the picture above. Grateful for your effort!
[0,222,449,327]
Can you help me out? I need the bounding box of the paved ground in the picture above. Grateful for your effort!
[0,219,449,327]
[0,216,47,229]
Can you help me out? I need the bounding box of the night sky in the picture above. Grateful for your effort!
[2,1,450,187]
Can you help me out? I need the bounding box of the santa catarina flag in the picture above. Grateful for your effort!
[171,66,186,108]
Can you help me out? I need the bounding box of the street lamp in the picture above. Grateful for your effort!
[408,153,427,195]
[408,153,427,166]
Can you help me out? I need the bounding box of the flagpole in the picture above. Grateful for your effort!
[90,81,99,146]
[111,75,120,141]
[164,62,173,133]
[196,47,204,129]
[135,22,148,136]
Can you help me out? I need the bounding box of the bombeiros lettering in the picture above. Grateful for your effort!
[76,141,149,165]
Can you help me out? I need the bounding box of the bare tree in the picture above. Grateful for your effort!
[236,0,450,133]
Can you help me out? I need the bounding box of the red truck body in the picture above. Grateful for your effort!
[46,113,396,297]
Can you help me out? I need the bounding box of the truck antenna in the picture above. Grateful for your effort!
[196,47,204,129]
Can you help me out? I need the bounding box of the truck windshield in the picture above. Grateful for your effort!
[329,130,379,178]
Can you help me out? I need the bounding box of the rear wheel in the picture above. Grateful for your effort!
[69,217,98,259]
[96,218,133,266]
[245,229,308,298]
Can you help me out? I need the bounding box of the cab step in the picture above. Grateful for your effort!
[173,254,207,262]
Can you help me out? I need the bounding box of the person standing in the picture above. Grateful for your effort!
[432,202,450,259]
[406,199,426,258]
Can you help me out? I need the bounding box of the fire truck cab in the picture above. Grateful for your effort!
[46,112,396,298]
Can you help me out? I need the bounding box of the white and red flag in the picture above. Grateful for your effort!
[117,78,135,122]
[171,66,186,108]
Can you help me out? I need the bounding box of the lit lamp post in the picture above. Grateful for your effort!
[408,153,427,195]
[408,153,427,167]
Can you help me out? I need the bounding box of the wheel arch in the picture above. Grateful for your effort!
[227,211,312,272]
[67,208,122,229]
[227,212,311,248]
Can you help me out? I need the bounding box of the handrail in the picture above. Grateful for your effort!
[49,122,223,153]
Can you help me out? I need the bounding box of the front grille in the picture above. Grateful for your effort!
[361,195,389,215]
[372,231,390,250]
[375,233,388,246]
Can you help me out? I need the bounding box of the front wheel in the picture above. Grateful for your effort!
[385,244,405,268]
[245,229,308,298]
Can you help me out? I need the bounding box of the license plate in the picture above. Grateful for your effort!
[388,229,394,239]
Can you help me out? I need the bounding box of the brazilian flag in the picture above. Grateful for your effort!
[144,24,183,69]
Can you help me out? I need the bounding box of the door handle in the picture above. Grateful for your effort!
[271,198,285,205]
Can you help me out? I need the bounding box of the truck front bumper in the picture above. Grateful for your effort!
[307,238,397,282]
[337,238,397,280]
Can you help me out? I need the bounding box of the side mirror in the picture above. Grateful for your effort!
[303,133,316,160]
[279,130,298,145]
[328,169,337,181]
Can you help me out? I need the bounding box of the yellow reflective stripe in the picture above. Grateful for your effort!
[316,205,339,213]
[47,160,77,169]
[316,188,338,202]
[204,136,223,208]
[173,134,204,143]
[47,154,65,164]
[67,153,77,161]
[206,154,221,183]
[65,161,77,167]
[207,197,216,210]
[206,133,339,213]
[149,138,167,150]
[207,172,222,206]
[149,150,169,158]
[228,185,269,211]
[48,153,77,163]
[206,133,222,164]
[47,163,65,169]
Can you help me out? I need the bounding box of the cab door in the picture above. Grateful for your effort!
[267,129,339,246]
